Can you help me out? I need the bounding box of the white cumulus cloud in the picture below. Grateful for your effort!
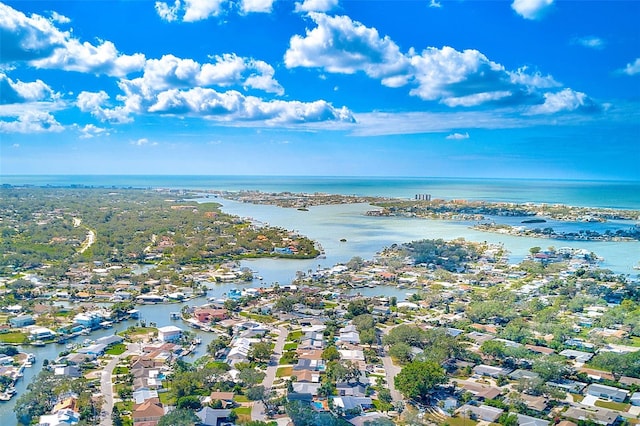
[528,88,597,114]
[294,0,339,13]
[621,58,640,76]
[78,124,109,138]
[119,53,284,99]
[0,110,63,133]
[0,73,56,103]
[285,13,409,83]
[573,36,605,50]
[446,132,469,140]
[284,12,598,113]
[146,86,355,124]
[241,0,275,14]
[50,11,71,24]
[511,0,554,20]
[77,91,133,123]
[1,3,145,76]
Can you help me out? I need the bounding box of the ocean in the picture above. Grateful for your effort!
[2,175,640,209]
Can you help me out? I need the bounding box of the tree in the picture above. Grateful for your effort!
[246,385,266,401]
[377,388,392,404]
[249,341,273,363]
[176,395,202,410]
[157,408,199,426]
[480,340,507,359]
[498,413,519,426]
[389,342,413,364]
[347,299,370,317]
[394,360,446,401]
[322,345,340,361]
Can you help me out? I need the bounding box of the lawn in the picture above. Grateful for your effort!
[234,394,250,403]
[447,416,479,426]
[113,366,130,375]
[106,343,127,356]
[595,400,630,411]
[159,391,175,405]
[283,342,298,351]
[287,330,303,341]
[0,331,28,344]
[238,311,276,323]
[234,406,252,422]
[276,366,293,377]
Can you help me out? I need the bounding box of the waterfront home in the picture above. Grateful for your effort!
[194,307,228,323]
[28,326,56,340]
[157,325,182,342]
[9,314,35,328]
[38,408,80,426]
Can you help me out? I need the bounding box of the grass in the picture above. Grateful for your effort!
[113,366,130,375]
[0,331,28,344]
[238,311,276,323]
[594,400,630,411]
[288,330,303,341]
[106,343,127,355]
[234,406,252,422]
[283,342,298,351]
[234,394,250,403]
[572,394,585,403]
[115,401,133,412]
[276,366,293,377]
[447,416,479,426]
[159,391,175,405]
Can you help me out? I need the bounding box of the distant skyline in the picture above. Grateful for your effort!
[1,0,639,180]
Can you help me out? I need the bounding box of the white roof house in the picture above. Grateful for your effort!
[157,325,182,342]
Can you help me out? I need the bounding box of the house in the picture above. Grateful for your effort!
[54,366,82,378]
[133,387,159,404]
[333,396,373,412]
[132,400,164,423]
[28,326,56,340]
[509,369,540,381]
[294,358,324,371]
[457,404,503,423]
[96,334,124,347]
[9,314,35,328]
[194,307,228,323]
[563,406,619,425]
[515,413,549,426]
[559,349,593,363]
[630,392,640,406]
[38,408,80,426]
[195,407,231,426]
[292,382,321,396]
[206,391,235,407]
[157,325,182,342]
[586,384,629,403]
[337,382,368,397]
[293,370,320,383]
[473,364,513,378]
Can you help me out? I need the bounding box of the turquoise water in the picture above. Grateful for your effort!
[2,175,639,209]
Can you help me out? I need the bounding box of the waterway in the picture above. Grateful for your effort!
[1,196,639,424]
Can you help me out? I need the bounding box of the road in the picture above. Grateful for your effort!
[99,343,140,426]
[379,325,403,404]
[251,325,289,421]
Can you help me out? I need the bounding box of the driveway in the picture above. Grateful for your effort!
[99,343,140,426]
[252,325,289,421]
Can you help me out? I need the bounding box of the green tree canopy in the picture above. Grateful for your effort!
[394,360,446,401]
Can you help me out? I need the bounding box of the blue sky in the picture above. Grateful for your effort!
[1,0,638,180]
